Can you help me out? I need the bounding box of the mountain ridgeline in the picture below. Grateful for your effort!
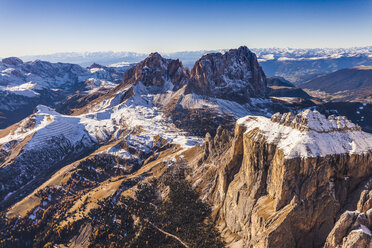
[300,66,372,103]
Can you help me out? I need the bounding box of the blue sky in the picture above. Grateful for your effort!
[0,0,371,57]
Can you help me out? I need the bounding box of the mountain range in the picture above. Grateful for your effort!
[0,46,371,248]
[0,57,132,129]
[13,46,372,84]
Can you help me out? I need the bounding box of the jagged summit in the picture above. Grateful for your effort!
[270,109,361,132]
[119,52,189,90]
[147,52,162,59]
[238,109,372,158]
[186,46,267,102]
[87,63,106,69]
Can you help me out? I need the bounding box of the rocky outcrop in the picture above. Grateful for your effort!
[190,110,372,247]
[1,57,24,66]
[186,46,267,103]
[119,52,189,92]
[324,178,372,248]
[201,126,231,162]
[325,210,372,248]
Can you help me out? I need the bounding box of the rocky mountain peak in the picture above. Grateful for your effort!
[120,52,189,91]
[186,46,267,103]
[2,57,24,66]
[87,63,106,69]
[238,109,372,158]
[270,109,361,132]
[147,52,162,59]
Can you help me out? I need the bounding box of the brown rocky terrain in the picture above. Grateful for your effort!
[1,47,372,248]
[188,110,372,248]
[186,46,267,103]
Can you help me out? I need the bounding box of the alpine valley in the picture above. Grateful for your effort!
[0,46,372,248]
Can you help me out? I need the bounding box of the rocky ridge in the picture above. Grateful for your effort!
[0,57,128,128]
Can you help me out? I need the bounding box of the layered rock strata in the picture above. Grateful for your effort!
[191,110,372,247]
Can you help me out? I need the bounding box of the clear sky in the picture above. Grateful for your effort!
[0,0,371,57]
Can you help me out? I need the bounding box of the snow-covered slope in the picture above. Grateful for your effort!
[0,105,95,151]
[238,109,372,158]
[0,57,125,94]
[0,81,203,207]
[0,57,130,128]
[0,58,85,91]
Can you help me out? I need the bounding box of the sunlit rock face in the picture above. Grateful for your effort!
[190,110,372,248]
[119,52,190,91]
[186,46,267,103]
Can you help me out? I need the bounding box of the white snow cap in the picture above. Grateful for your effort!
[237,109,372,158]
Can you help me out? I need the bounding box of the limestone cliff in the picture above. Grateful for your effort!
[190,110,372,247]
[324,178,372,248]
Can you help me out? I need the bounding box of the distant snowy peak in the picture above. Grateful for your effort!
[0,57,126,96]
[253,46,372,62]
[0,57,128,128]
[238,109,372,158]
[186,46,267,102]
[119,52,189,92]
[0,57,86,90]
[108,61,134,68]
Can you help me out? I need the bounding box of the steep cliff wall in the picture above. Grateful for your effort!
[191,110,372,247]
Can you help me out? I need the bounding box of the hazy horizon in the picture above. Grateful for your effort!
[0,45,370,61]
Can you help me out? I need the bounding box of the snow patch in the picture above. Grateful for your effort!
[238,110,372,158]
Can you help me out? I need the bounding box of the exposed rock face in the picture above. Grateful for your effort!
[1,57,24,66]
[358,186,372,213]
[325,179,372,248]
[190,110,372,247]
[325,210,372,248]
[186,46,267,102]
[119,52,189,92]
[201,126,231,162]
